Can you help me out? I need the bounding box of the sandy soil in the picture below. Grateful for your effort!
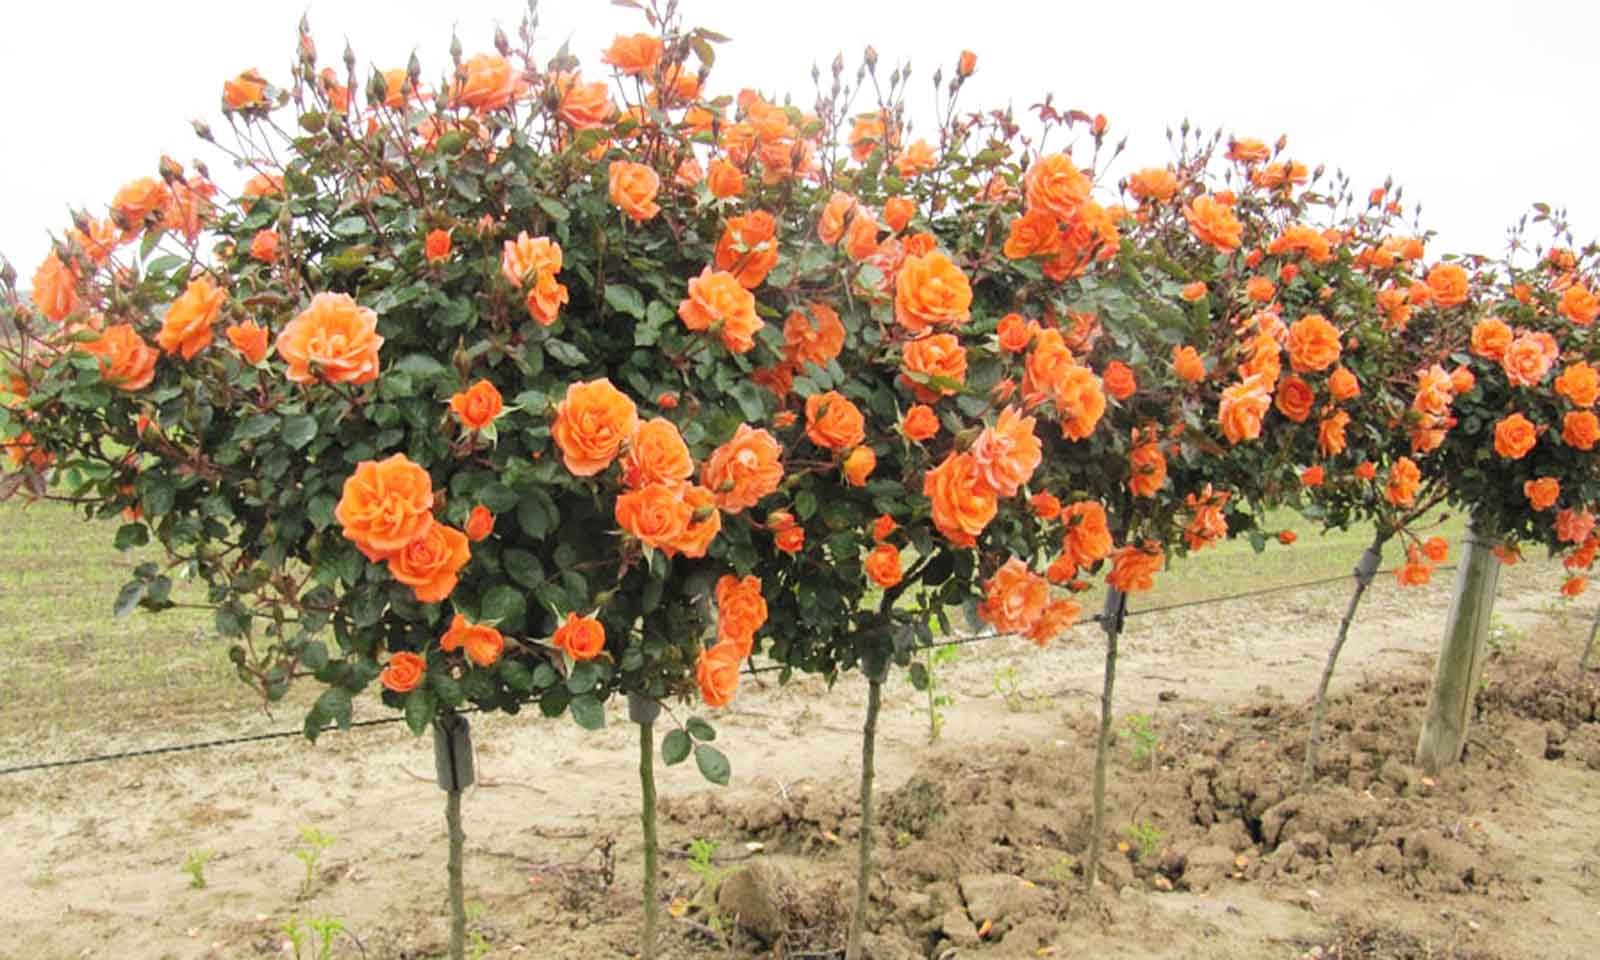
[2,561,1598,959]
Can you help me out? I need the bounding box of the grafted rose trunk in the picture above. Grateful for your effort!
[432,714,474,960]
[1303,538,1386,784]
[845,667,885,960]
[630,694,663,960]
[1086,587,1125,893]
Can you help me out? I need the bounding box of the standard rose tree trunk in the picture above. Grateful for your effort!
[1304,539,1386,784]
[845,664,886,960]
[630,693,663,960]
[1086,587,1126,894]
[433,713,473,960]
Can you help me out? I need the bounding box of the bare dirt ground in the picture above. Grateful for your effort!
[3,562,1599,959]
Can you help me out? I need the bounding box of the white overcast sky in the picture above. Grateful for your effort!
[1,0,1592,273]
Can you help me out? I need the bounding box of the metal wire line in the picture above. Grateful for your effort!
[0,562,1432,777]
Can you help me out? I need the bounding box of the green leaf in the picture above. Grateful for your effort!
[662,729,692,765]
[432,672,466,707]
[637,300,674,346]
[404,688,438,735]
[394,353,449,379]
[569,694,605,730]
[604,283,646,320]
[282,414,318,450]
[567,660,602,695]
[113,580,146,617]
[331,216,368,237]
[536,196,570,221]
[694,744,731,786]
[500,659,535,693]
[481,585,527,625]
[685,717,716,742]
[300,641,330,673]
[544,339,588,366]
[113,523,149,551]
[315,687,354,731]
[235,413,280,441]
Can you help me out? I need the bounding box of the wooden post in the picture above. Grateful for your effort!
[1580,603,1600,673]
[1415,518,1500,775]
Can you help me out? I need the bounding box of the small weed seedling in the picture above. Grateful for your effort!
[307,916,344,960]
[1487,615,1524,657]
[1044,855,1078,887]
[685,838,729,932]
[182,849,214,889]
[280,914,345,960]
[466,900,491,960]
[993,664,1053,713]
[1119,713,1160,771]
[1124,821,1167,862]
[294,827,337,899]
[920,645,958,742]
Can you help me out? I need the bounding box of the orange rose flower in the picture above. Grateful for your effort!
[30,253,80,322]
[1184,195,1243,251]
[865,543,903,588]
[844,210,881,261]
[1061,500,1112,568]
[1127,441,1167,498]
[250,229,280,263]
[223,68,268,109]
[1354,461,1377,481]
[901,333,967,403]
[700,424,784,512]
[1024,153,1090,221]
[923,451,998,547]
[1318,410,1351,458]
[679,268,763,353]
[1245,276,1276,303]
[465,505,495,541]
[842,445,877,487]
[557,76,616,129]
[707,158,745,199]
[1300,465,1325,487]
[450,379,504,431]
[1027,599,1082,647]
[1395,549,1433,587]
[902,404,940,442]
[276,292,383,385]
[552,612,607,661]
[387,522,470,603]
[553,378,639,476]
[608,161,662,222]
[622,417,694,489]
[1285,314,1340,373]
[158,275,226,360]
[1172,345,1206,383]
[1563,576,1589,598]
[970,406,1042,497]
[1421,536,1449,564]
[425,229,452,263]
[81,324,158,391]
[225,321,271,365]
[714,210,780,287]
[1494,412,1538,458]
[602,33,663,75]
[783,303,846,369]
[1180,281,1207,302]
[669,484,721,559]
[1560,284,1600,325]
[615,481,693,551]
[1043,364,1103,442]
[1278,530,1298,545]
[1218,375,1272,444]
[111,176,171,237]
[768,510,805,552]
[1227,138,1270,163]
[894,139,936,177]
[1127,167,1177,202]
[1564,411,1600,450]
[894,252,972,332]
[1046,555,1077,584]
[716,574,768,653]
[1557,508,1597,544]
[1002,210,1063,260]
[451,54,522,111]
[817,190,855,245]
[977,557,1050,634]
[1328,366,1361,401]
[697,642,742,707]
[805,390,866,450]
[883,196,915,232]
[1386,457,1422,507]
[1107,542,1164,593]
[1426,263,1469,307]
[380,652,426,693]
[1102,361,1137,401]
[957,49,977,77]
[1469,317,1512,361]
[1030,492,1062,521]
[1502,332,1557,387]
[1274,375,1314,423]
[336,454,435,561]
[996,313,1037,353]
[872,514,899,542]
[440,613,504,667]
[1556,362,1599,408]
[1524,477,1560,511]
